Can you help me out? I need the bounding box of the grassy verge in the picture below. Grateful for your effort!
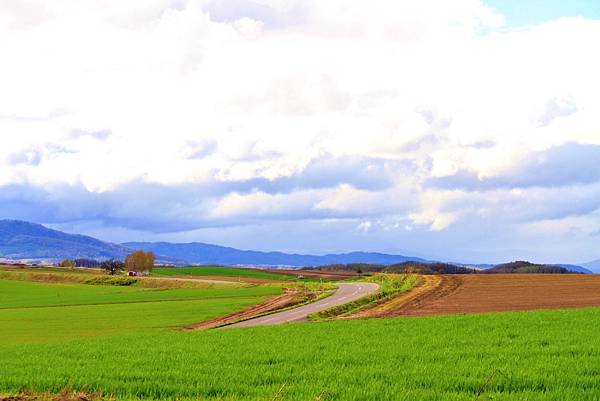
[310,274,419,320]
[0,269,98,284]
[215,286,337,328]
[283,280,337,292]
[209,280,338,328]
[83,276,138,286]
[0,269,252,290]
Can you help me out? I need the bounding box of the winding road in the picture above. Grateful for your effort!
[229,282,379,327]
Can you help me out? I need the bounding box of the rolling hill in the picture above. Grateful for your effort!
[556,264,594,274]
[581,260,600,274]
[0,220,432,267]
[123,241,428,267]
[312,260,592,274]
[0,219,594,272]
[484,261,572,274]
[0,220,130,261]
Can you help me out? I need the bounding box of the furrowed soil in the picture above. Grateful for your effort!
[369,274,600,317]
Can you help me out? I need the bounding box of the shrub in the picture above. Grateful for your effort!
[84,276,138,286]
[59,259,76,268]
[100,260,125,275]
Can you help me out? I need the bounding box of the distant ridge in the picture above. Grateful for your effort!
[0,219,595,272]
[581,260,600,274]
[123,241,429,267]
[556,264,594,274]
[484,261,578,274]
[0,219,130,261]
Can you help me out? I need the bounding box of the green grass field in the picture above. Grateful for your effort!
[152,266,295,281]
[0,278,280,344]
[3,276,600,400]
[2,273,600,400]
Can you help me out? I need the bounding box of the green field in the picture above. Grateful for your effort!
[0,278,280,344]
[152,266,296,281]
[2,273,600,400]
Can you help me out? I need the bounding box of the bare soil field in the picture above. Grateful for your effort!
[368,274,600,317]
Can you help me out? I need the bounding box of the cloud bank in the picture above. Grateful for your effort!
[1,0,599,263]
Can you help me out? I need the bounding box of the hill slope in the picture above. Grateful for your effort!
[1,219,594,271]
[582,260,600,274]
[0,220,130,261]
[123,241,428,267]
[483,261,574,274]
[556,264,593,274]
[313,260,591,274]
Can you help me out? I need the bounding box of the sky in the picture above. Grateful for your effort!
[1,0,599,264]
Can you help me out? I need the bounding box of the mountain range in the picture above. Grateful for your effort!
[0,219,596,273]
[0,220,130,261]
[123,241,428,267]
[581,259,600,273]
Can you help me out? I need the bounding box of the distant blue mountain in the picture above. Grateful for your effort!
[0,220,430,266]
[123,241,428,267]
[1,219,595,272]
[581,260,600,274]
[0,219,130,261]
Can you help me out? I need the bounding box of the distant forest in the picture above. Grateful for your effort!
[311,260,577,275]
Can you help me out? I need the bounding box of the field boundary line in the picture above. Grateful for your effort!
[183,289,335,330]
[0,294,273,311]
[351,275,439,318]
[311,275,419,321]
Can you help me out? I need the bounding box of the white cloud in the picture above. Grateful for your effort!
[1,1,599,261]
[356,221,372,233]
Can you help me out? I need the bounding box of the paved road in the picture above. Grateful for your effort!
[229,282,379,327]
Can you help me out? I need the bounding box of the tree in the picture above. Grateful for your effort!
[100,260,124,275]
[59,259,76,268]
[124,250,155,273]
[74,258,101,268]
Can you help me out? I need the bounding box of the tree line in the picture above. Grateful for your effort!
[59,250,155,275]
[311,260,578,275]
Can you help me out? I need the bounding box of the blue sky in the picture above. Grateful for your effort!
[1,0,599,264]
[486,0,600,27]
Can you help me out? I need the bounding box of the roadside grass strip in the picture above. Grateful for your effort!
[310,273,419,320]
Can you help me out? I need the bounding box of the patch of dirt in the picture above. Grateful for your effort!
[371,274,600,317]
[1,390,106,401]
[183,290,307,330]
[351,275,433,318]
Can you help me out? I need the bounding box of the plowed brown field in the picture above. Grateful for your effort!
[371,274,600,317]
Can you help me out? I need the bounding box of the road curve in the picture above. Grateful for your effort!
[228,282,379,328]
